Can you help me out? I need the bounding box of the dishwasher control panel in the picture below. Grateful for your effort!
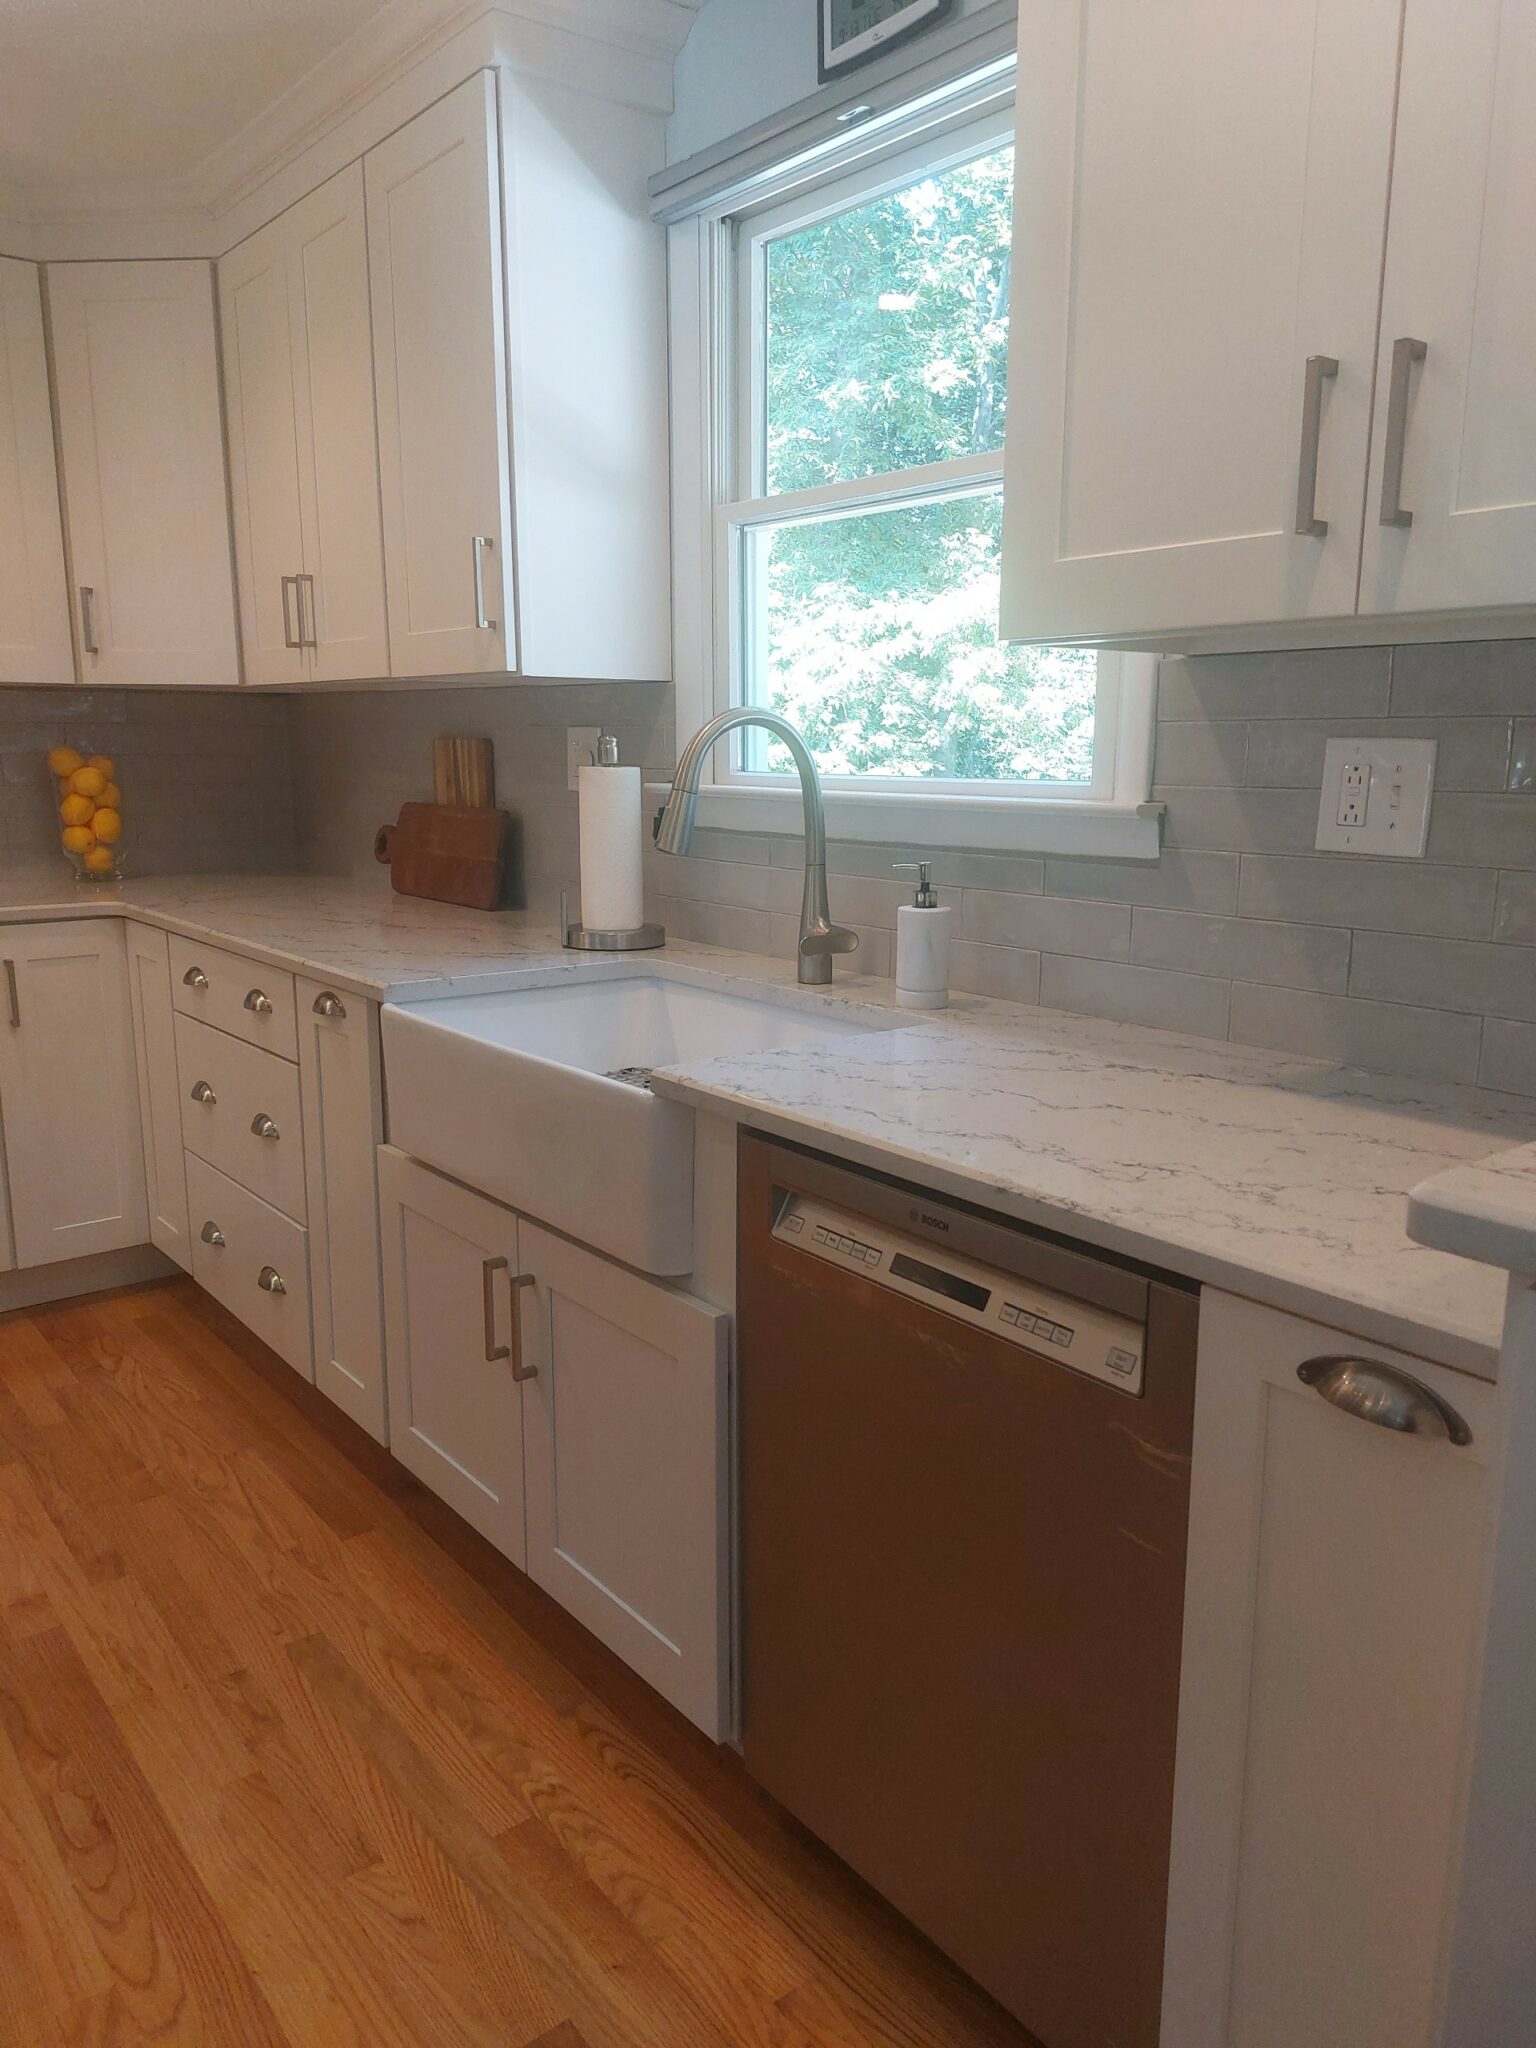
[772,1195,1145,1395]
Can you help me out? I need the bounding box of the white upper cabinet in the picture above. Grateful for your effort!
[47,261,240,685]
[1001,0,1402,647]
[0,258,72,686]
[1358,0,1536,617]
[366,74,515,679]
[221,163,389,686]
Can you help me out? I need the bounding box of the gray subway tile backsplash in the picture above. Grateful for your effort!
[3,632,1532,1100]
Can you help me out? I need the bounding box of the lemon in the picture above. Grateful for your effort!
[82,845,116,875]
[68,765,107,800]
[57,778,73,801]
[85,754,115,779]
[47,745,83,778]
[99,782,122,811]
[60,793,94,827]
[92,808,122,844]
[62,824,95,854]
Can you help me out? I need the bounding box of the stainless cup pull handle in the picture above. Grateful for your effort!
[312,991,346,1020]
[200,1220,226,1247]
[79,585,98,656]
[1297,1354,1472,1445]
[250,1113,280,1141]
[1379,336,1428,529]
[257,1266,287,1296]
[281,575,299,650]
[182,966,209,990]
[472,535,496,632]
[4,959,18,1029]
[244,988,274,1015]
[190,1080,217,1105]
[1294,353,1339,538]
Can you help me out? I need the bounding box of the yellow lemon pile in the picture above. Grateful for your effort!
[48,746,124,878]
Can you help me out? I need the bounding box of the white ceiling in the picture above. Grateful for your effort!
[0,0,410,199]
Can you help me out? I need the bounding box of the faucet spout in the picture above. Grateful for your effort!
[654,711,858,985]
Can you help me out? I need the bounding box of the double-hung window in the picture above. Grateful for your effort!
[667,77,1158,857]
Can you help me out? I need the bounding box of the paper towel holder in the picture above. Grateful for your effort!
[561,889,665,952]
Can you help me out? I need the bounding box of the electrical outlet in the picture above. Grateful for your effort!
[566,727,601,792]
[1316,738,1437,857]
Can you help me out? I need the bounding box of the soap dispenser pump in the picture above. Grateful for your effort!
[893,860,951,1010]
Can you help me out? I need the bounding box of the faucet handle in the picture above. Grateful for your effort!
[799,922,860,958]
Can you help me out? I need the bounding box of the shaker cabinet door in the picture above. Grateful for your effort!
[378,1148,526,1562]
[1359,0,1536,618]
[0,258,72,686]
[365,73,515,678]
[1000,0,1401,645]
[48,261,240,686]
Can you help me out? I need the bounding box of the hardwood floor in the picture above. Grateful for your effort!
[0,1278,1037,2048]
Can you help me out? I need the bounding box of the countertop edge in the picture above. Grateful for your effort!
[1408,1144,1536,1277]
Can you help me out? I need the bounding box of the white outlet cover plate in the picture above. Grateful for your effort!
[566,727,602,792]
[1315,737,1437,858]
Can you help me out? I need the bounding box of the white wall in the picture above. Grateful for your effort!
[666,0,999,163]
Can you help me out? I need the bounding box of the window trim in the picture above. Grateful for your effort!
[665,72,1162,861]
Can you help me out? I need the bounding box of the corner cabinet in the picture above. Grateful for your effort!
[1002,0,1536,650]
[1163,1290,1495,2048]
[47,262,240,684]
[0,922,148,1267]
[378,1147,729,1737]
[219,164,389,686]
[0,258,72,686]
[125,922,191,1272]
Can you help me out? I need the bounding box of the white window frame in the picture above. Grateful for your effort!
[664,71,1160,859]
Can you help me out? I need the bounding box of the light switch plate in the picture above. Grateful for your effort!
[566,727,602,792]
[1316,738,1437,857]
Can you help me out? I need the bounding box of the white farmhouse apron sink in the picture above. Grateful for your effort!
[381,973,894,1274]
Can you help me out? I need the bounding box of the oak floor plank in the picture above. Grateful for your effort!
[0,1281,1036,2048]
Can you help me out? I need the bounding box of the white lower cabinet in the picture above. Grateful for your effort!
[378,1147,729,1736]
[379,1147,528,1563]
[186,1153,313,1380]
[125,922,190,1271]
[0,921,147,1268]
[1164,1290,1495,2048]
[518,1219,729,1738]
[298,979,386,1444]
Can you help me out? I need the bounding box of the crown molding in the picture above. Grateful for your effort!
[0,0,699,256]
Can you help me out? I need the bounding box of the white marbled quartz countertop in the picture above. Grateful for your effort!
[1409,1143,1536,1278]
[2,866,1531,1376]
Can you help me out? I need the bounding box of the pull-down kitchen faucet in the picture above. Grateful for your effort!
[652,711,858,985]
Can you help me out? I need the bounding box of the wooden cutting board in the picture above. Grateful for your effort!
[374,802,514,911]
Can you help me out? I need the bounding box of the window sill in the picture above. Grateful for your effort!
[643,783,1166,860]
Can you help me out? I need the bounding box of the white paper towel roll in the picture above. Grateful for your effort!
[578,760,644,931]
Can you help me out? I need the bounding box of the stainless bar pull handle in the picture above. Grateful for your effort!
[281,575,299,649]
[200,1220,225,1247]
[250,1113,280,1141]
[79,585,98,656]
[1297,1354,1471,1445]
[312,991,346,1020]
[3,960,18,1029]
[1379,336,1428,528]
[482,1255,511,1361]
[1293,354,1339,537]
[183,966,208,990]
[472,535,496,632]
[257,1266,287,1296]
[189,1080,216,1105]
[481,1256,536,1371]
[244,988,273,1015]
[297,572,317,650]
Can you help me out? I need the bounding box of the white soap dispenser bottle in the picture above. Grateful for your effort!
[893,861,951,1010]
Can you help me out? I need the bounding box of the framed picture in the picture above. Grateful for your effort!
[817,0,957,82]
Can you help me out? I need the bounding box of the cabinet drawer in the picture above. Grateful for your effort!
[176,1012,306,1223]
[186,1155,313,1379]
[168,935,297,1059]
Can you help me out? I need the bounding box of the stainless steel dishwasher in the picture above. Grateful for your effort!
[737,1132,1198,2048]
